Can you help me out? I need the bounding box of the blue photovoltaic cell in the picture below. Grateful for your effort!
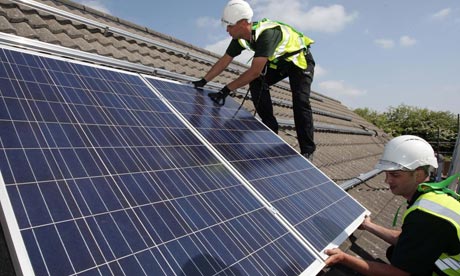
[146,77,367,253]
[0,47,319,275]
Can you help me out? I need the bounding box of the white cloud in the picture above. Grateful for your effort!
[432,8,451,20]
[77,0,111,14]
[314,65,326,78]
[400,35,417,47]
[374,36,416,49]
[304,5,358,33]
[196,17,221,29]
[374,39,395,49]
[250,1,358,33]
[204,38,254,65]
[234,51,256,65]
[318,80,366,97]
[204,38,231,56]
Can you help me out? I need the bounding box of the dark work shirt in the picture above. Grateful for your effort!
[390,191,460,275]
[226,25,282,58]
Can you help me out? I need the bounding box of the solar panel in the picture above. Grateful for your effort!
[145,78,367,254]
[0,46,332,276]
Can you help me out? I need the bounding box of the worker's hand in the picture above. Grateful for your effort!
[208,86,230,105]
[192,78,207,90]
[324,248,346,266]
[358,215,372,230]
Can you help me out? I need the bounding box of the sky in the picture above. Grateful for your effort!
[74,0,460,114]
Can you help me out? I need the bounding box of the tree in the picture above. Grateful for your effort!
[354,104,458,156]
[354,108,387,128]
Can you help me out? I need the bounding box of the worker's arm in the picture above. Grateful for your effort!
[203,54,234,82]
[325,248,410,276]
[360,216,401,245]
[226,56,267,91]
[207,56,268,105]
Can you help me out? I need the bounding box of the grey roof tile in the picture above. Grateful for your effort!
[23,13,47,28]
[34,27,60,43]
[4,5,26,23]
[0,1,400,275]
[0,0,14,6]
[0,15,14,33]
[12,21,37,38]
[53,31,76,47]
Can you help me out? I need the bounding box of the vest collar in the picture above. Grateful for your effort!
[251,22,257,43]
[407,190,423,207]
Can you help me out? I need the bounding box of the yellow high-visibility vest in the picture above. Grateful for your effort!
[403,192,460,275]
[238,18,314,70]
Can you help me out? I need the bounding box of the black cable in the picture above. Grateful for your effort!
[252,63,269,116]
[232,88,251,119]
[232,63,268,118]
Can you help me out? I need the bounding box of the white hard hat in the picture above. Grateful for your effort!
[375,135,438,171]
[222,0,253,26]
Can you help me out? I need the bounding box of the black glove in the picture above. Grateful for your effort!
[208,86,230,105]
[192,78,207,89]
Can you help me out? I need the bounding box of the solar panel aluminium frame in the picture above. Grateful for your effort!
[0,33,369,136]
[0,45,328,276]
[138,76,328,274]
[0,40,369,275]
[142,75,369,259]
[0,172,34,275]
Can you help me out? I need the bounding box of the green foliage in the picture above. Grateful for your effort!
[354,107,389,131]
[354,104,459,156]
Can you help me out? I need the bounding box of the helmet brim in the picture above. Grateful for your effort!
[375,160,410,171]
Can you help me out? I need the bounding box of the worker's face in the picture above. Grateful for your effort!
[384,170,421,200]
[226,19,246,39]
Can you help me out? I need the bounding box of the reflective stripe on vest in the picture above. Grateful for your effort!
[238,18,314,70]
[436,255,460,271]
[403,193,460,276]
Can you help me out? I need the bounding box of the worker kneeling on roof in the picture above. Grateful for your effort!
[325,135,460,276]
[192,0,316,159]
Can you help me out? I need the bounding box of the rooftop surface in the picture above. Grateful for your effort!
[0,0,406,275]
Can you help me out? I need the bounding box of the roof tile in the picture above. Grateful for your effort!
[0,15,14,33]
[0,1,399,275]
